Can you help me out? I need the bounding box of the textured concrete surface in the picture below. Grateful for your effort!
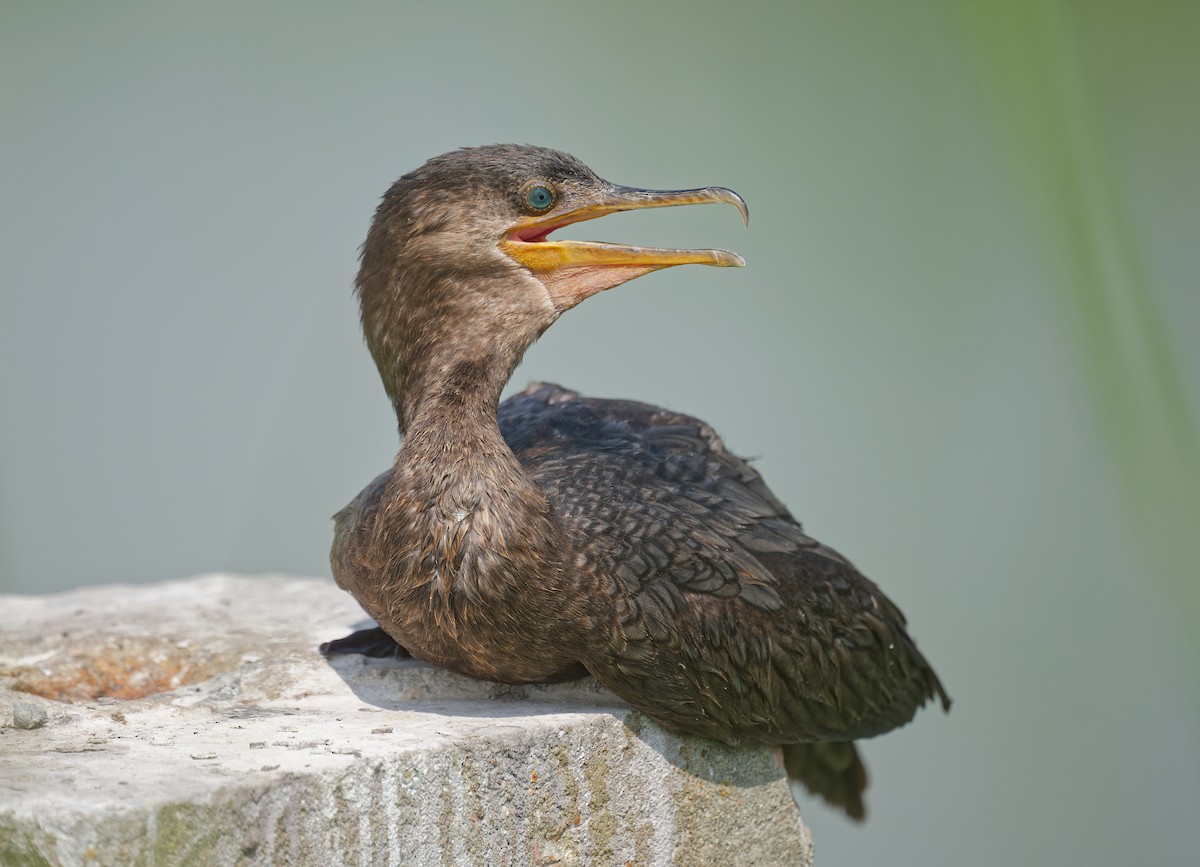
[0,575,813,866]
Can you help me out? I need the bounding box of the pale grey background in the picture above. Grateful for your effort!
[2,1,1198,865]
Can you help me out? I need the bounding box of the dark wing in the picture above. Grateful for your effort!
[500,383,949,746]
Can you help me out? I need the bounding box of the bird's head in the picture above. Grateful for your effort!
[355,144,747,429]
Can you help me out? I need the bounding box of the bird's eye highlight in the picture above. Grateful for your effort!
[525,185,556,212]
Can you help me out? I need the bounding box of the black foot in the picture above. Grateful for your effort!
[320,626,411,659]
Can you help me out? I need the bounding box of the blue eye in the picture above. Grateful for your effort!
[525,185,555,212]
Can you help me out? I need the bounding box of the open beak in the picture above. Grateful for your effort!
[501,185,748,311]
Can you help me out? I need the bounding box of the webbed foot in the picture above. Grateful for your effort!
[320,626,411,659]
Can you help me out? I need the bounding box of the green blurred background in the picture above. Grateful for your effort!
[2,0,1197,863]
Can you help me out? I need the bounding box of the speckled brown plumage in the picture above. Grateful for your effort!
[327,144,949,821]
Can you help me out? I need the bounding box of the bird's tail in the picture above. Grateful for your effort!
[782,741,868,821]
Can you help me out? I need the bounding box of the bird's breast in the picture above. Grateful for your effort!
[343,492,593,684]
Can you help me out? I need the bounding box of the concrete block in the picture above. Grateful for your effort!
[0,575,813,866]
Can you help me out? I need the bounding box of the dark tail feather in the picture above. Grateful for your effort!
[782,741,868,822]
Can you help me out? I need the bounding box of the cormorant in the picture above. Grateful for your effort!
[324,144,949,820]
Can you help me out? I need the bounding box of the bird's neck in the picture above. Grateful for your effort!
[354,254,568,580]
[404,356,511,440]
[360,265,555,435]
[389,339,518,480]
[383,337,567,612]
[362,268,557,520]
